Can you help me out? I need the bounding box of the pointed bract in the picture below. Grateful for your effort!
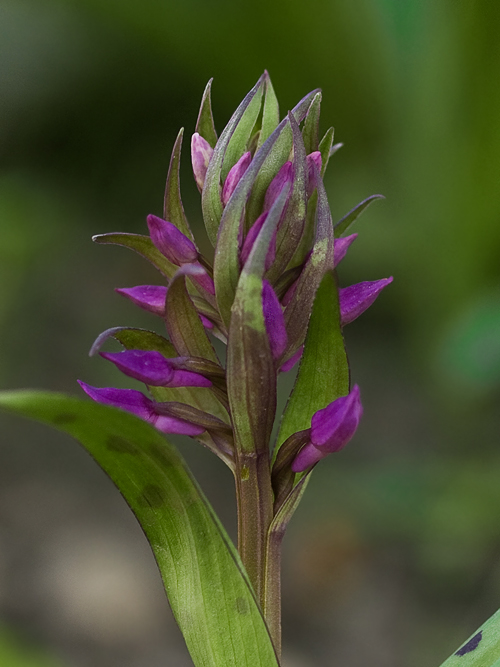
[263,161,294,212]
[339,277,393,326]
[306,152,322,197]
[292,385,363,471]
[240,212,276,271]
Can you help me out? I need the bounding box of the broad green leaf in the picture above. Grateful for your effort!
[333,194,385,238]
[202,74,265,245]
[164,267,219,365]
[246,90,320,229]
[221,84,264,181]
[267,112,307,282]
[0,392,280,667]
[256,72,280,151]
[92,233,177,279]
[282,163,334,362]
[195,78,218,149]
[438,608,500,667]
[214,92,319,329]
[163,128,194,241]
[318,126,334,176]
[277,270,349,451]
[302,91,322,154]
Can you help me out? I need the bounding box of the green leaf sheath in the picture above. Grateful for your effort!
[302,91,322,154]
[226,186,290,624]
[92,233,178,280]
[163,128,194,241]
[438,608,500,667]
[277,270,349,451]
[164,268,219,365]
[281,161,335,364]
[214,91,320,329]
[266,112,307,283]
[202,74,266,245]
[0,393,280,667]
[256,73,280,151]
[318,127,334,176]
[195,78,218,149]
[333,193,385,238]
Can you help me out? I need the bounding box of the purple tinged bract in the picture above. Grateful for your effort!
[191,132,214,191]
[100,349,212,388]
[240,212,276,270]
[77,381,205,436]
[292,385,363,472]
[306,152,322,197]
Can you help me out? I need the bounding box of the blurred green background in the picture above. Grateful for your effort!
[1,0,500,665]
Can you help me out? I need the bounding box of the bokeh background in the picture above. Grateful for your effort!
[1,0,500,665]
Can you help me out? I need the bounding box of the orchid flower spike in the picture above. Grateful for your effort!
[292,385,363,472]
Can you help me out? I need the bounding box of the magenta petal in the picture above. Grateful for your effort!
[240,212,276,270]
[169,369,212,388]
[306,151,322,197]
[154,415,205,436]
[190,261,216,295]
[147,215,198,265]
[339,277,393,326]
[78,381,153,420]
[115,285,167,316]
[199,314,214,329]
[311,384,362,452]
[100,350,175,386]
[291,441,327,472]
[263,161,294,212]
[262,279,287,360]
[222,151,252,206]
[334,234,357,267]
[279,345,303,373]
[191,132,214,191]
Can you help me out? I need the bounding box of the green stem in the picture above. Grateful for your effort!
[235,451,274,605]
[262,522,285,658]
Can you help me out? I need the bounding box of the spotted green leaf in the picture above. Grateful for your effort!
[438,609,500,667]
[0,391,280,667]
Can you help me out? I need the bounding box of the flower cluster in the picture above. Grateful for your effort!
[80,72,391,483]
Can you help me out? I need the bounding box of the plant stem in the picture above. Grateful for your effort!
[235,451,274,605]
[262,522,285,658]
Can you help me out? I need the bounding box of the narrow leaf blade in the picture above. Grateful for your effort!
[163,128,194,241]
[92,233,177,279]
[302,91,322,154]
[0,391,280,667]
[195,78,218,148]
[334,194,385,238]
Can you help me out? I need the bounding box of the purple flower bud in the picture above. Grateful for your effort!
[100,350,212,388]
[279,345,303,373]
[115,285,167,316]
[306,151,322,197]
[240,212,276,270]
[191,132,214,191]
[222,151,252,206]
[77,381,205,436]
[292,385,363,472]
[263,161,294,212]
[339,277,393,326]
[199,314,214,329]
[147,214,198,265]
[334,233,357,266]
[262,279,287,360]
